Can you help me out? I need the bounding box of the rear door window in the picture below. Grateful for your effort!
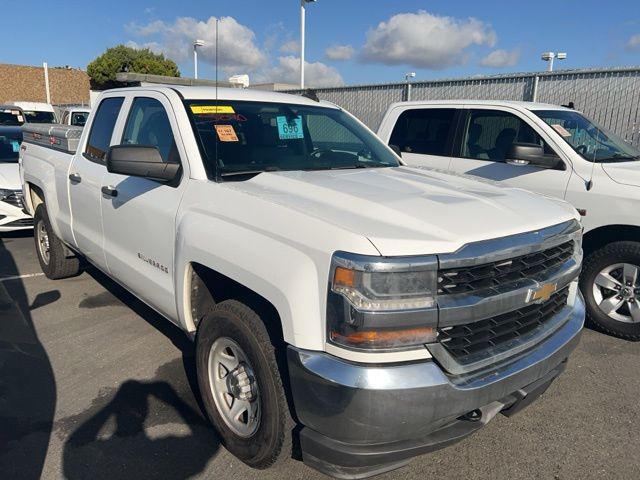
[84,97,124,163]
[389,108,456,156]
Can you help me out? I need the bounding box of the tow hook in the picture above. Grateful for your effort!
[458,409,483,422]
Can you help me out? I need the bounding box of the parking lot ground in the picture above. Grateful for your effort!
[1,231,639,480]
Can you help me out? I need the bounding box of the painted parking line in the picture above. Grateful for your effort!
[0,273,45,282]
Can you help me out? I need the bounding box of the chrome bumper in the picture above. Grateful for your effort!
[287,291,584,479]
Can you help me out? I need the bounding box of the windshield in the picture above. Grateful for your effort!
[534,109,640,162]
[0,131,22,163]
[0,110,23,126]
[23,110,56,123]
[186,100,399,179]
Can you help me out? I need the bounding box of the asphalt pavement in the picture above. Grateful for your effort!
[0,231,639,480]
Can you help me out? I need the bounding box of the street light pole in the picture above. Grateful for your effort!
[300,0,317,89]
[193,39,205,79]
[404,72,416,101]
[541,51,566,72]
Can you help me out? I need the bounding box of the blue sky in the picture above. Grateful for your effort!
[5,1,640,86]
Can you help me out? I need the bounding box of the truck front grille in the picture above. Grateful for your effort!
[1,191,25,209]
[5,218,33,227]
[437,288,569,363]
[437,241,574,295]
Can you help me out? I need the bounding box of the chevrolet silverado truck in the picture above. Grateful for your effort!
[378,100,640,340]
[20,86,584,478]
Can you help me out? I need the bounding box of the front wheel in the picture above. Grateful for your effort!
[581,241,640,340]
[195,300,293,468]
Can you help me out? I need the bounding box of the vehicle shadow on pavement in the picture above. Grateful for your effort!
[62,375,220,480]
[0,230,58,480]
[60,268,221,479]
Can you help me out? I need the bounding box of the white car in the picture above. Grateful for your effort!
[59,106,91,127]
[6,101,57,124]
[0,126,31,231]
[21,87,583,478]
[378,100,640,340]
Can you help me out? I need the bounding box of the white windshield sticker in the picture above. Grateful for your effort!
[551,124,571,137]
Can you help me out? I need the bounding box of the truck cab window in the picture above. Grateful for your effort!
[389,108,455,156]
[463,110,556,162]
[84,97,124,162]
[122,97,179,163]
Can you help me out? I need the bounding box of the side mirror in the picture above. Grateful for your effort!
[106,145,180,182]
[506,143,565,170]
[389,144,402,157]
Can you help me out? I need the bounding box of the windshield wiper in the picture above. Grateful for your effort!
[219,166,281,179]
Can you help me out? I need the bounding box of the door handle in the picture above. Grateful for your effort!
[101,186,118,197]
[68,173,82,183]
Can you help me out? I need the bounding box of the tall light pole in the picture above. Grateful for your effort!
[193,39,205,79]
[541,51,566,72]
[300,0,317,89]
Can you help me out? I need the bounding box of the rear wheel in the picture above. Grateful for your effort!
[196,300,293,468]
[581,241,640,340]
[33,205,81,279]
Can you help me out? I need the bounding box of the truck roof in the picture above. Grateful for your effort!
[105,85,339,109]
[6,101,55,112]
[388,99,572,112]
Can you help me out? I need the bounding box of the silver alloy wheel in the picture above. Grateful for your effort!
[36,220,50,265]
[207,337,261,438]
[593,262,640,323]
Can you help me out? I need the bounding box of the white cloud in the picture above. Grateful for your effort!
[360,10,496,69]
[280,39,300,54]
[258,56,344,87]
[626,34,640,51]
[325,44,355,61]
[127,16,268,74]
[479,48,520,68]
[125,40,163,55]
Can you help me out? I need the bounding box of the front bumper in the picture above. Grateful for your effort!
[287,291,585,479]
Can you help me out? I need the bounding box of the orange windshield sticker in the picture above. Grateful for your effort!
[191,105,235,114]
[215,124,239,142]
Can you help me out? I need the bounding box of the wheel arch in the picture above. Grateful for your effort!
[583,224,640,255]
[185,262,285,349]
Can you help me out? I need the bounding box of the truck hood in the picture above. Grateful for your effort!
[225,166,578,256]
[0,163,20,189]
[601,161,640,187]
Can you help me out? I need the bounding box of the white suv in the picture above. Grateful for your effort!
[378,100,640,340]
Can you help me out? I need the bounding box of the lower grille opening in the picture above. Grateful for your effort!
[5,218,34,227]
[437,288,570,363]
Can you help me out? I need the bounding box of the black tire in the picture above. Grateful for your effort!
[196,300,293,468]
[33,204,81,279]
[580,241,640,340]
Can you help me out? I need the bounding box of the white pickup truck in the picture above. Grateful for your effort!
[378,100,640,340]
[20,86,584,478]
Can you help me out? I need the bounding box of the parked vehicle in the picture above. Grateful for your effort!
[378,100,640,340]
[0,127,32,231]
[21,87,584,478]
[6,101,56,123]
[59,106,91,127]
[0,106,25,126]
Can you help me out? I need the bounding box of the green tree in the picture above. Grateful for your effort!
[87,45,180,89]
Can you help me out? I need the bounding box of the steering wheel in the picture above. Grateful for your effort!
[310,148,332,158]
[576,145,588,155]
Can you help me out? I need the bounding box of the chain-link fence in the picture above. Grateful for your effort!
[287,67,640,148]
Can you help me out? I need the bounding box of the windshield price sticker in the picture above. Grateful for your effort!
[215,124,239,142]
[276,116,304,140]
[191,105,235,114]
[551,124,572,137]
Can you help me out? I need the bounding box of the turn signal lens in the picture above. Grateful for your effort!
[333,266,355,287]
[330,326,437,349]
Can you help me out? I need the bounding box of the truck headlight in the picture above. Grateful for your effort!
[327,252,438,351]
